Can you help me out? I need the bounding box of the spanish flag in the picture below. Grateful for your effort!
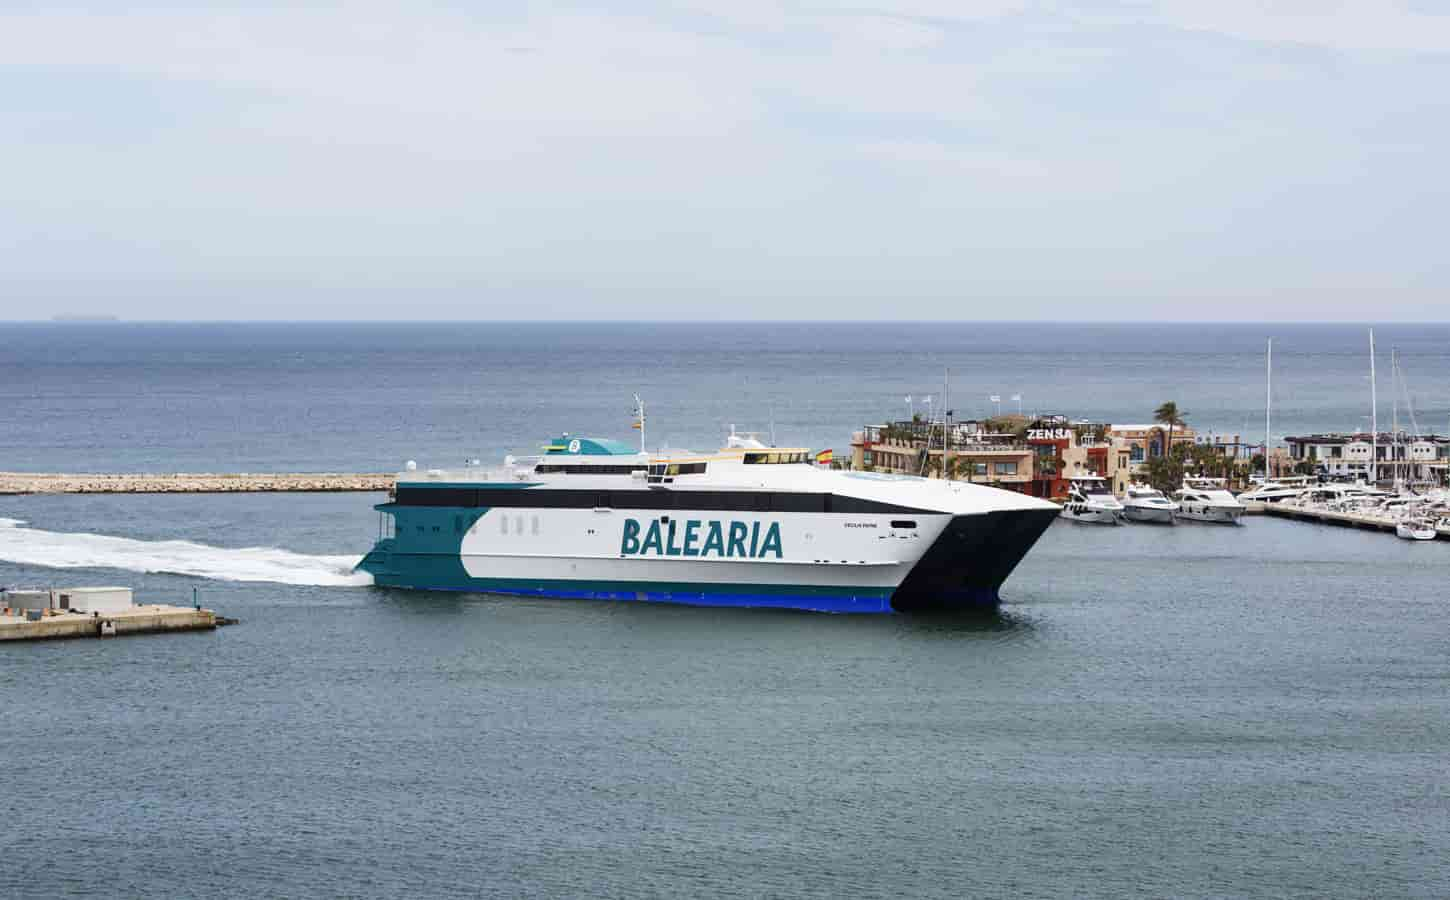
[814,448,833,465]
[631,421,642,430]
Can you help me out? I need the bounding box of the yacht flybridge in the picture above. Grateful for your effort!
[356,412,1060,614]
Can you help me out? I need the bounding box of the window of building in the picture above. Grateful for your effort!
[994,461,1017,475]
[973,462,988,476]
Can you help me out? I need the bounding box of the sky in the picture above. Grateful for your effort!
[2,1,1449,321]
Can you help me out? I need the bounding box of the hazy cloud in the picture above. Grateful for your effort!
[1,2,1447,320]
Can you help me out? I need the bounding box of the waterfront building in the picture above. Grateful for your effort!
[850,420,1034,492]
[1285,433,1450,484]
[1024,416,1112,501]
[1107,423,1200,467]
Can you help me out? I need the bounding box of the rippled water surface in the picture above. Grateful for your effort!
[3,492,1448,898]
[3,321,1449,472]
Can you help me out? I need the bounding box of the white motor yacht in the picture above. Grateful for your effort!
[1121,484,1178,523]
[1238,476,1314,505]
[1061,476,1125,525]
[1173,477,1245,524]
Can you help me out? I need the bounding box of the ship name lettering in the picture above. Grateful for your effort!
[620,518,783,559]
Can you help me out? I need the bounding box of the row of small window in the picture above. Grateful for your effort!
[743,452,809,465]
[394,487,928,515]
[500,515,541,535]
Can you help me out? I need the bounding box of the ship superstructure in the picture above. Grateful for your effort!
[357,426,1059,613]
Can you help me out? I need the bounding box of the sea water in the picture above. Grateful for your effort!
[2,323,1448,898]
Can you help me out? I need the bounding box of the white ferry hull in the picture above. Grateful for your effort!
[361,500,1060,613]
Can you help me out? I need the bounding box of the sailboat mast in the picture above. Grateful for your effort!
[1265,338,1272,477]
[942,367,950,481]
[1392,347,1399,487]
[1369,329,1377,485]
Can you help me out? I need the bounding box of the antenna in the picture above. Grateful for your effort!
[632,393,646,454]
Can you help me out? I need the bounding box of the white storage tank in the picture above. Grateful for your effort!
[56,587,134,614]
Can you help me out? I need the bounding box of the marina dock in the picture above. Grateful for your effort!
[1252,501,1450,539]
[0,604,226,641]
[0,471,393,495]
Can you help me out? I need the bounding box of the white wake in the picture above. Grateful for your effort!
[0,517,373,587]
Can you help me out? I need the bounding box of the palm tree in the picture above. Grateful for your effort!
[1153,401,1185,459]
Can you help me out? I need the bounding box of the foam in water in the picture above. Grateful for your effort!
[0,518,373,587]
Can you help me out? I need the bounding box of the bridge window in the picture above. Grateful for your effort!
[743,452,807,465]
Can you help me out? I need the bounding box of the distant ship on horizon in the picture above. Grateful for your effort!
[51,313,121,323]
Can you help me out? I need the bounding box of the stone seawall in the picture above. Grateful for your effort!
[0,605,221,641]
[0,472,394,495]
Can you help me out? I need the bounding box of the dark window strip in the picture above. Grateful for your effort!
[533,464,644,475]
[393,487,931,515]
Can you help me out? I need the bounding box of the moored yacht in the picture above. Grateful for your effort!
[1121,484,1178,523]
[355,416,1061,613]
[1173,477,1245,524]
[1395,517,1438,541]
[1061,475,1125,525]
[1238,476,1314,506]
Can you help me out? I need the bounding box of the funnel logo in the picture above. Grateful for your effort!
[620,519,783,559]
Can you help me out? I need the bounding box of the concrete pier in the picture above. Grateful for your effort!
[1256,502,1450,540]
[0,605,224,641]
[0,472,392,495]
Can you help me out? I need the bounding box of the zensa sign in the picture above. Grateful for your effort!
[1028,428,1073,441]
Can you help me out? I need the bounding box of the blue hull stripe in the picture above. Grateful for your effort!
[379,579,894,614]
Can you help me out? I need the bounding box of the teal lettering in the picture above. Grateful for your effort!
[641,521,663,555]
[621,519,641,554]
[727,521,748,558]
[702,521,725,557]
[683,520,702,557]
[749,522,761,557]
[666,520,682,556]
[759,522,783,559]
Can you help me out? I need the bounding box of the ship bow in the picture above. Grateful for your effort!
[890,508,1058,611]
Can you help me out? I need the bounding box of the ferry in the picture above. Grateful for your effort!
[356,419,1060,614]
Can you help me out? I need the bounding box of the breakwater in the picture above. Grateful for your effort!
[0,472,393,495]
